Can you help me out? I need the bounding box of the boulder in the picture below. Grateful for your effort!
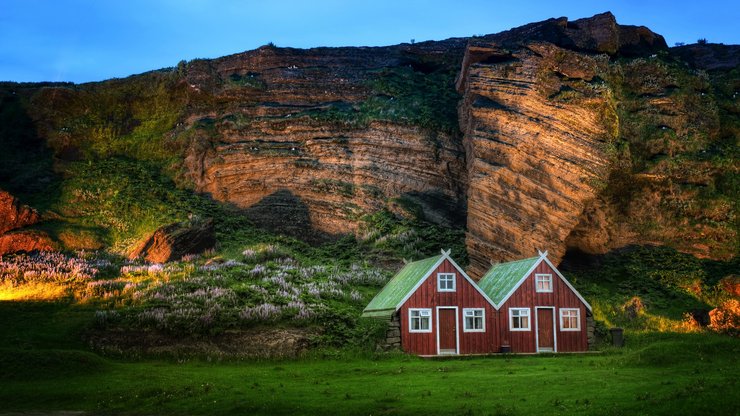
[0,189,40,235]
[0,230,56,255]
[129,219,216,263]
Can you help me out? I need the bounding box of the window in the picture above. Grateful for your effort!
[463,308,485,332]
[535,274,553,293]
[409,309,432,332]
[437,273,456,292]
[560,308,580,331]
[509,308,530,331]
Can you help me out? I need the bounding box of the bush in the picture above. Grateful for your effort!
[709,299,739,336]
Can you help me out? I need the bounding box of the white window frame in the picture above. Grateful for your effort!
[509,307,531,331]
[559,308,581,331]
[408,308,432,333]
[535,273,553,293]
[437,273,456,292]
[462,308,486,332]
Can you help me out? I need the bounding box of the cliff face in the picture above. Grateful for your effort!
[176,42,469,237]
[456,12,673,275]
[457,41,614,275]
[1,12,736,269]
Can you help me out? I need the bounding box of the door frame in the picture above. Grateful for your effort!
[435,306,459,355]
[535,306,557,353]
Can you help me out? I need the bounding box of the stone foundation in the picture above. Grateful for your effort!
[377,312,401,351]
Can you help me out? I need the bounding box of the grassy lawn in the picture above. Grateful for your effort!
[1,302,738,416]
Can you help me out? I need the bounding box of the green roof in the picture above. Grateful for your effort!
[361,255,442,318]
[477,256,539,306]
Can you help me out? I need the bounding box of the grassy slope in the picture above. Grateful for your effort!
[1,242,738,415]
[567,245,739,333]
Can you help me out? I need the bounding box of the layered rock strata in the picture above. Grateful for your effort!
[458,41,615,276]
[181,43,468,236]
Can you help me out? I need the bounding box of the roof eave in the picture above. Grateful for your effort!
[361,309,397,318]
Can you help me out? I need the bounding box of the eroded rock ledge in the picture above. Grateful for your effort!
[457,41,614,276]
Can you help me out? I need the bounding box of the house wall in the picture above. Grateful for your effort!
[399,259,498,355]
[498,261,589,353]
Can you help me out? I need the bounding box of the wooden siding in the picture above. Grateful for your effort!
[498,261,589,353]
[399,259,498,355]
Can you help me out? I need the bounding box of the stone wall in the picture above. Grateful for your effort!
[377,312,401,351]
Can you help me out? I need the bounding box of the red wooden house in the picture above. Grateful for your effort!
[362,249,499,356]
[363,250,593,355]
[477,250,593,353]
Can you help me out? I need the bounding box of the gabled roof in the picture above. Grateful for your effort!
[362,249,498,318]
[361,254,443,318]
[477,256,539,306]
[478,251,592,311]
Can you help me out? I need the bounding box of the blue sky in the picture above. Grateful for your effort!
[1,0,738,83]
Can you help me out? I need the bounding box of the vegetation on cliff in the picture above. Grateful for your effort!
[313,65,461,134]
[597,54,739,259]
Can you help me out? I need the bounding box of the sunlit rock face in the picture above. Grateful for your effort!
[456,11,669,276]
[0,189,40,234]
[180,43,469,238]
[0,230,56,256]
[0,189,54,255]
[457,42,614,276]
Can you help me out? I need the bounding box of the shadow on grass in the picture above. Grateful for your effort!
[560,245,736,326]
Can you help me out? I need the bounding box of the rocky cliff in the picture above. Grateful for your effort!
[0,12,736,271]
[179,42,469,238]
[457,12,671,274]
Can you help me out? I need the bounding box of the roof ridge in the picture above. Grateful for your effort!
[407,254,442,264]
[477,256,541,305]
[496,255,539,264]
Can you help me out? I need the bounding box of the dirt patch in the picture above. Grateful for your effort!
[86,327,317,359]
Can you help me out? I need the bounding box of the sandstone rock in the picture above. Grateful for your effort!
[0,230,56,255]
[0,189,40,235]
[719,276,740,297]
[458,40,613,275]
[486,12,667,57]
[129,219,216,263]
[180,38,469,240]
[623,296,645,320]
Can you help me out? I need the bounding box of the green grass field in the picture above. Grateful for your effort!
[0,301,738,416]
